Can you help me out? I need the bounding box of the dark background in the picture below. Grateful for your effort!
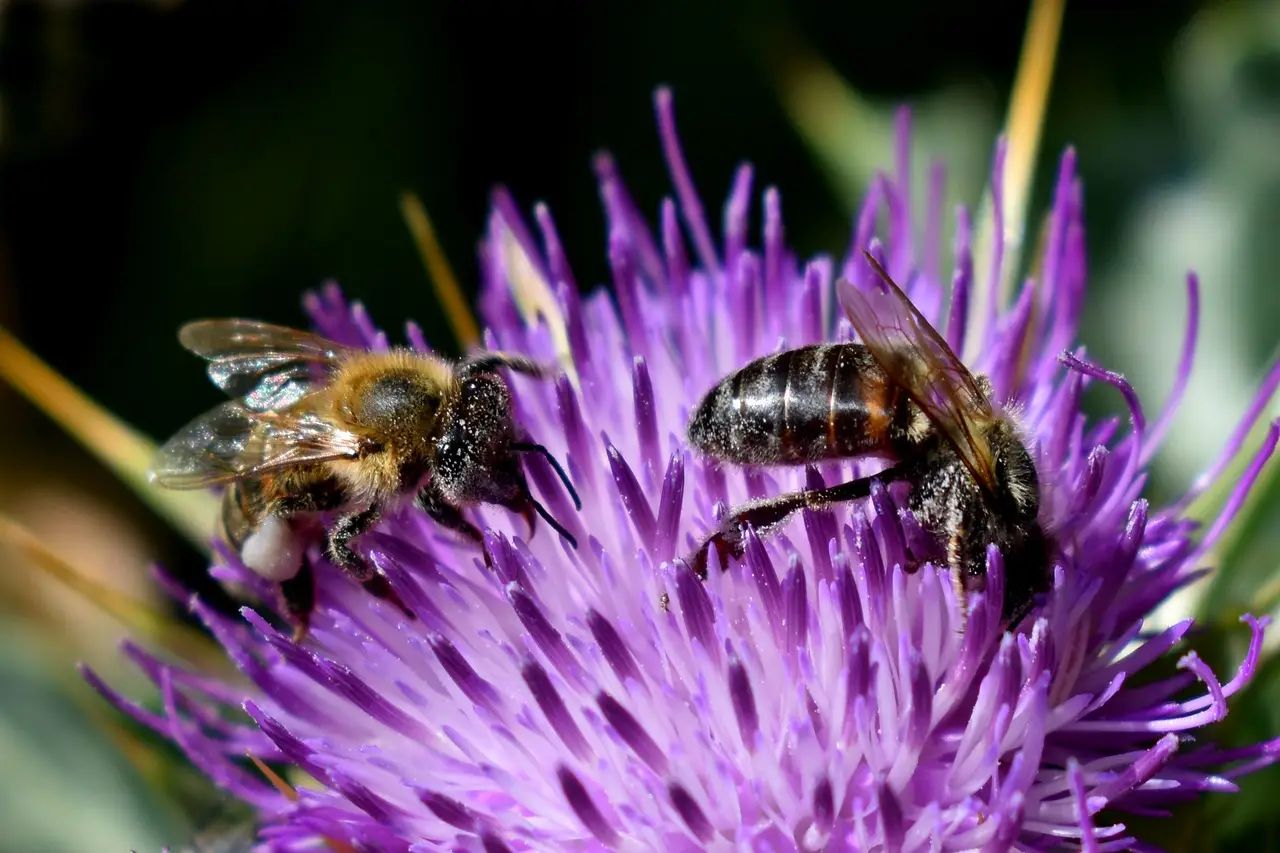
[5,1,1280,850]
[0,0,1197,437]
[0,0,1206,577]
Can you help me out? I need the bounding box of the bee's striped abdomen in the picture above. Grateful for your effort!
[687,343,908,466]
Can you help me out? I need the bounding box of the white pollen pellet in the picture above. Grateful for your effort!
[241,516,304,581]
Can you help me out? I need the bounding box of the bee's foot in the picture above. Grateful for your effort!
[517,502,538,541]
[689,529,742,580]
[279,561,315,644]
[361,574,416,620]
[329,544,376,582]
[326,505,382,581]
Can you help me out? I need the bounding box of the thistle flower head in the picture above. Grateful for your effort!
[93,90,1280,852]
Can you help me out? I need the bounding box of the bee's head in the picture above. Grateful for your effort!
[968,374,1041,524]
[988,418,1042,523]
[998,518,1053,626]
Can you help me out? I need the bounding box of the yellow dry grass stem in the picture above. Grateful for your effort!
[0,326,233,669]
[0,325,218,552]
[0,513,230,673]
[399,191,482,351]
[248,753,300,803]
[247,753,358,853]
[495,221,581,389]
[400,190,579,387]
[967,0,1065,358]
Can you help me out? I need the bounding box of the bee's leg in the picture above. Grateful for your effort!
[690,491,812,580]
[359,573,416,620]
[326,504,382,581]
[417,484,493,568]
[323,503,416,618]
[497,479,580,551]
[689,463,910,579]
[259,481,411,622]
[1000,594,1038,631]
[279,559,316,643]
[509,496,537,541]
[306,504,413,620]
[458,352,550,379]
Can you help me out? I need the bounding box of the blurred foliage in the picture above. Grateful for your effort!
[2,0,1280,849]
[0,621,185,852]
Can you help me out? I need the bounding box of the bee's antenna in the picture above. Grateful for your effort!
[514,442,582,510]
[528,495,579,550]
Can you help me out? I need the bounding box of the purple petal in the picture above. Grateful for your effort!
[557,765,618,845]
[523,659,591,760]
[598,691,668,774]
[728,653,760,750]
[669,783,715,842]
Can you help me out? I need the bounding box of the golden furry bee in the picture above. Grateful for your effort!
[687,251,1051,626]
[150,319,579,638]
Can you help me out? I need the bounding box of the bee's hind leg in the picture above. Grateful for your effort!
[359,573,415,620]
[689,463,910,580]
[458,352,550,379]
[417,484,494,569]
[689,491,811,580]
[279,559,316,643]
[325,503,416,620]
[326,504,382,581]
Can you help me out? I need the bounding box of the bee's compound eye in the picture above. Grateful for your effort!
[241,516,304,581]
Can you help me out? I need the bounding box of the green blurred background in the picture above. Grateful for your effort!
[3,0,1280,850]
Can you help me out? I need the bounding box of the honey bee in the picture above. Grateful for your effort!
[687,251,1050,626]
[150,319,580,639]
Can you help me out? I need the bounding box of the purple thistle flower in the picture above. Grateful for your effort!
[92,90,1280,852]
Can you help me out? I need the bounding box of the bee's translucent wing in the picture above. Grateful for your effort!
[838,251,999,492]
[178,319,352,411]
[149,401,367,489]
[178,318,348,360]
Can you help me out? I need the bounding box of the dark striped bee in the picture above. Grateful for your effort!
[687,251,1050,626]
[149,319,579,639]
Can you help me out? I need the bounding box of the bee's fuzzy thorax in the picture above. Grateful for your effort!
[313,349,458,503]
[331,348,456,396]
[323,455,404,506]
